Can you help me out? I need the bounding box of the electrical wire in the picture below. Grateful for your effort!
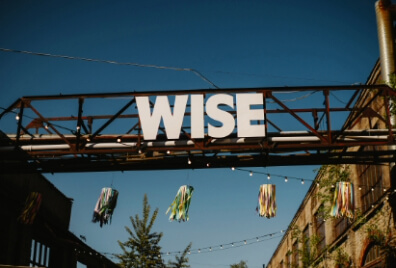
[214,70,359,85]
[0,47,220,89]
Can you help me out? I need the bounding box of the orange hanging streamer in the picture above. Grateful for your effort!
[330,181,354,219]
[19,192,42,224]
[257,184,277,218]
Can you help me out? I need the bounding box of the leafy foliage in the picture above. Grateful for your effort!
[167,243,192,268]
[116,194,165,268]
[230,260,248,268]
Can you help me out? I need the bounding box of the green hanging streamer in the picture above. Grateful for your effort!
[166,185,194,222]
[92,187,119,227]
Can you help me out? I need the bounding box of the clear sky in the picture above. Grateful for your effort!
[0,1,381,267]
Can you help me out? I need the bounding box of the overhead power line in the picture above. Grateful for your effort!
[0,47,220,89]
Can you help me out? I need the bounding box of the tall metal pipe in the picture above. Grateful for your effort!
[376,0,395,85]
[376,0,396,168]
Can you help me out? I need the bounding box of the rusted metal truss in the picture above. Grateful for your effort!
[1,84,396,173]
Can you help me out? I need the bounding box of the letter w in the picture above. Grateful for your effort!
[136,95,188,140]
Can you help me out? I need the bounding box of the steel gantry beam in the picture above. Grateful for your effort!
[1,84,396,173]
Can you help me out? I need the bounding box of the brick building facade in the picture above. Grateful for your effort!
[266,61,396,267]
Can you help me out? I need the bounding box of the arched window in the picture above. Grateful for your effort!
[362,243,383,268]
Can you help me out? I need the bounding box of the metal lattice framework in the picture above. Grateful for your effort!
[1,84,396,173]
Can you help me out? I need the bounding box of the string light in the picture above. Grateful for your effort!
[232,168,313,184]
[15,114,20,120]
[102,230,287,257]
[188,158,192,165]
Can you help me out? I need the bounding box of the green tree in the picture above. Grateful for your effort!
[116,194,165,268]
[230,260,248,268]
[167,243,192,268]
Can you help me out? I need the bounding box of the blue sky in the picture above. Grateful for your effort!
[0,1,381,267]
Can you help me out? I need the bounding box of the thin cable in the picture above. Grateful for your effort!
[234,168,314,182]
[0,47,220,89]
[269,91,318,103]
[214,70,358,85]
[163,229,285,256]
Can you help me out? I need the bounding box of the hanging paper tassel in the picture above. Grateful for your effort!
[92,187,119,227]
[330,181,354,218]
[19,192,42,224]
[257,184,277,218]
[166,185,194,222]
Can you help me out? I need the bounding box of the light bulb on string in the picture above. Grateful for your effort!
[301,179,305,185]
[267,174,271,180]
[231,167,235,171]
[15,114,20,121]
[285,177,288,182]
[244,240,247,245]
[249,171,253,177]
[188,158,192,165]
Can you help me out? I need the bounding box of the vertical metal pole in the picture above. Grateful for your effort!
[324,90,332,143]
[76,98,84,151]
[15,101,24,149]
[376,0,396,167]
